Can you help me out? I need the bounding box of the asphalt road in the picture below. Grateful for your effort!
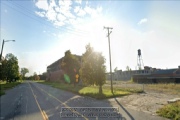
[0,81,168,120]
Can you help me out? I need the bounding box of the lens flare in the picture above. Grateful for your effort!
[64,74,70,83]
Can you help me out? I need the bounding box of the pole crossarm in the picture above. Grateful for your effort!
[4,40,15,42]
[104,26,113,29]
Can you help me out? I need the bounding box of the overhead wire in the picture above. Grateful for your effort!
[2,1,89,37]
[11,1,90,34]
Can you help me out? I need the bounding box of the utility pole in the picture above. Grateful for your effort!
[0,40,5,61]
[104,26,113,93]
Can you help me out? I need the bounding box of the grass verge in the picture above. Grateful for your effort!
[156,101,180,120]
[37,81,143,99]
[33,80,46,82]
[0,81,22,96]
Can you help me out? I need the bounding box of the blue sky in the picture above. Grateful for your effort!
[1,0,180,76]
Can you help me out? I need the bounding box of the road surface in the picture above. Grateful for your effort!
[0,81,168,120]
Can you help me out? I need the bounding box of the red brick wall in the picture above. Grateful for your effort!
[47,70,64,81]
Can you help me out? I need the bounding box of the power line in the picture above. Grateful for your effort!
[2,2,88,37]
[11,1,89,34]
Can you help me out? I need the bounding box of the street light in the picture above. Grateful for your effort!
[0,39,15,61]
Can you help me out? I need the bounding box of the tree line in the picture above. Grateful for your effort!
[0,53,31,82]
[0,53,48,82]
[26,72,47,81]
[0,53,20,82]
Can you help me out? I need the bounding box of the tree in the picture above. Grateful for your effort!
[114,67,118,72]
[80,44,106,94]
[21,68,29,80]
[5,53,19,82]
[34,72,40,80]
[39,72,47,80]
[61,50,80,85]
[26,75,34,80]
[126,66,131,71]
[0,58,7,81]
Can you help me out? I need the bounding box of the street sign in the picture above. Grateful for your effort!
[75,74,79,82]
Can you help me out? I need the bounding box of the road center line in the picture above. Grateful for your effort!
[28,82,48,120]
[35,83,88,120]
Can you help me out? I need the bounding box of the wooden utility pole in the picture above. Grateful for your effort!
[104,26,113,93]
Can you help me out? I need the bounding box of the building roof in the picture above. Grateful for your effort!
[47,54,81,69]
[47,57,63,69]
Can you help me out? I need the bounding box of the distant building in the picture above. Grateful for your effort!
[46,55,81,81]
[133,66,180,83]
[106,66,153,81]
[106,66,180,83]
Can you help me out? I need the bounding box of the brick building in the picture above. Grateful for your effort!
[46,55,81,81]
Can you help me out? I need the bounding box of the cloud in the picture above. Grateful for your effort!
[35,11,45,17]
[84,6,102,18]
[74,6,86,16]
[77,8,86,16]
[54,21,65,27]
[138,18,148,25]
[57,14,66,21]
[46,8,57,21]
[74,6,80,13]
[35,0,49,11]
[58,0,72,14]
[49,0,56,8]
[84,6,93,14]
[75,0,82,4]
[35,0,102,27]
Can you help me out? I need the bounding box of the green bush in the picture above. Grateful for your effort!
[157,101,180,120]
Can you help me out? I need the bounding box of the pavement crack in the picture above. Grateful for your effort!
[13,94,23,118]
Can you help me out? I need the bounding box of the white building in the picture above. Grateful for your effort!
[106,66,154,81]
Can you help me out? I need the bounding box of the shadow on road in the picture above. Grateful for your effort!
[113,93,135,120]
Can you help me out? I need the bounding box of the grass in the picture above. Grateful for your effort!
[37,81,143,99]
[0,81,22,96]
[157,101,180,120]
[106,81,180,95]
[145,83,180,95]
[33,80,46,82]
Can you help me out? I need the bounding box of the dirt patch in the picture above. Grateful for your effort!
[109,90,179,115]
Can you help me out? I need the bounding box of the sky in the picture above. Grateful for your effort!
[1,0,180,76]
